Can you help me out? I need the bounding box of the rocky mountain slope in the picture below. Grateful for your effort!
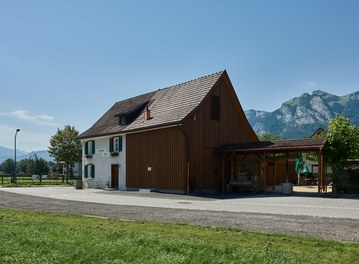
[245,90,359,139]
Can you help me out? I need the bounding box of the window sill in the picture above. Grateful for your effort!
[110,152,119,157]
[85,154,93,158]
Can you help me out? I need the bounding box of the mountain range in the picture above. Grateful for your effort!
[245,90,359,139]
[0,146,53,163]
[1,90,358,159]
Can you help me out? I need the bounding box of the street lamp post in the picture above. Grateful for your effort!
[14,129,20,184]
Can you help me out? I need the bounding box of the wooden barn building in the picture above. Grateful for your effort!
[78,71,327,194]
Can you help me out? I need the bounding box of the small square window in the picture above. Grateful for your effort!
[211,95,220,121]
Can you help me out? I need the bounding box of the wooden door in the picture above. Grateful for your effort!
[111,164,119,189]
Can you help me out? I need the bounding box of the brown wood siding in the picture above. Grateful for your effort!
[266,161,297,185]
[182,76,257,191]
[126,126,186,191]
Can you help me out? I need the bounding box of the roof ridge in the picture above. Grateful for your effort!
[114,90,157,105]
[164,70,225,90]
[114,70,225,105]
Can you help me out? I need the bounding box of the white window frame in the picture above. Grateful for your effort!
[88,141,93,154]
[113,137,120,152]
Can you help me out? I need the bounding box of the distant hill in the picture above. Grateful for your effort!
[245,90,359,139]
[0,147,53,163]
[0,146,27,159]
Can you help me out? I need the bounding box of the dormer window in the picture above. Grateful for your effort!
[116,101,150,126]
[119,114,127,125]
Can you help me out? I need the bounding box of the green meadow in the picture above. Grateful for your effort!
[0,208,357,264]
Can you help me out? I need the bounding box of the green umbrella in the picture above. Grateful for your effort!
[302,164,310,176]
[295,153,304,174]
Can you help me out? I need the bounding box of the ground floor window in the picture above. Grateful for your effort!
[84,164,95,178]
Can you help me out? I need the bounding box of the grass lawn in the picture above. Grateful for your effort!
[0,209,358,264]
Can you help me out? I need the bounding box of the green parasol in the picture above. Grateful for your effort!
[295,153,304,174]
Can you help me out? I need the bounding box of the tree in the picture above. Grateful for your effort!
[1,158,15,174]
[258,132,282,141]
[27,155,49,176]
[48,125,82,183]
[17,159,28,174]
[324,114,359,175]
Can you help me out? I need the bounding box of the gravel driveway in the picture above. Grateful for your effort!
[0,188,358,242]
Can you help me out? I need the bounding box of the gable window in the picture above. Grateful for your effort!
[211,95,220,121]
[109,136,123,155]
[84,164,95,179]
[85,141,95,158]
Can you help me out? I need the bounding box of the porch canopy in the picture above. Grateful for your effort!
[218,138,327,194]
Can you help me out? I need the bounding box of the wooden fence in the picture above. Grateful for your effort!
[0,174,80,186]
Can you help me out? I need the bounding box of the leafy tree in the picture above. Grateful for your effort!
[1,158,15,174]
[48,161,56,168]
[27,155,49,176]
[17,159,29,174]
[258,133,282,141]
[48,125,82,183]
[324,114,359,175]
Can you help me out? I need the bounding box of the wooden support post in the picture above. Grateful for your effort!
[272,154,276,190]
[263,153,266,193]
[186,162,190,194]
[318,147,323,195]
[230,155,234,182]
[222,153,226,192]
[285,152,289,183]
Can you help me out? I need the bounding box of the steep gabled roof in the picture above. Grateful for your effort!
[78,71,224,139]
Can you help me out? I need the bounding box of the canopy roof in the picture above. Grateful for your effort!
[219,138,327,154]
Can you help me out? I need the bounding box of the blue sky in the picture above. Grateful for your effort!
[1,0,359,151]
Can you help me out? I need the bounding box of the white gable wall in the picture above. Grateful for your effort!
[82,135,126,189]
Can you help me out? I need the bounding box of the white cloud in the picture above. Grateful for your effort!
[304,81,317,88]
[0,124,52,152]
[0,110,59,126]
[0,124,14,132]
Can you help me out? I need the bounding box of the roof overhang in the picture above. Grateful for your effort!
[78,122,182,141]
[218,138,327,154]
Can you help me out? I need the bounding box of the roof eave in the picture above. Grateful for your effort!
[219,145,326,154]
[77,121,182,140]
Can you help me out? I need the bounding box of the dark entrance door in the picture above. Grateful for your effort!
[111,164,119,189]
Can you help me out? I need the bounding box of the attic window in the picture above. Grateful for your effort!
[211,95,220,121]
[119,114,127,125]
[116,101,150,126]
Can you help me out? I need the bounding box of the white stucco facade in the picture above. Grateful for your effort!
[81,135,126,190]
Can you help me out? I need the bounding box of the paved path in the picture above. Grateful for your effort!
[1,186,359,219]
[0,187,358,242]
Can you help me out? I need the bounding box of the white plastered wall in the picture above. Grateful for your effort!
[81,135,126,189]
